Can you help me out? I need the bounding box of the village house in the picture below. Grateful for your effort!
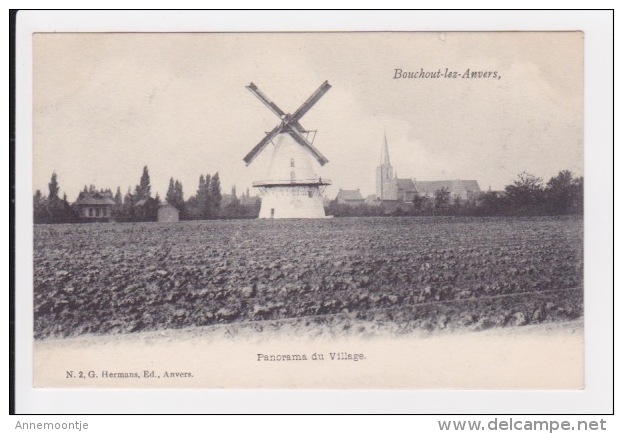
[335,188,365,205]
[74,190,116,222]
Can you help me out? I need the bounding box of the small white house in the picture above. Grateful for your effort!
[158,204,179,223]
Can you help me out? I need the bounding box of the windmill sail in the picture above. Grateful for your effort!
[246,83,286,118]
[246,83,305,132]
[286,126,329,166]
[244,81,331,166]
[243,124,283,166]
[291,81,332,121]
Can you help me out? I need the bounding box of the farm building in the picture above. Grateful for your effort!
[158,204,179,222]
[74,190,116,222]
[336,189,365,205]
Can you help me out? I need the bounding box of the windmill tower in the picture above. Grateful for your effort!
[243,81,332,218]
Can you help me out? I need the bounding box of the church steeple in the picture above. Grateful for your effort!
[381,132,391,165]
[376,131,397,200]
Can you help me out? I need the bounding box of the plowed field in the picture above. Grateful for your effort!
[33,216,583,339]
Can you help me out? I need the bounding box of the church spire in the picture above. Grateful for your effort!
[381,132,391,165]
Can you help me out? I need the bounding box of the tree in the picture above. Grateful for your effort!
[134,196,159,222]
[174,180,183,202]
[48,172,59,200]
[570,176,583,215]
[186,175,208,220]
[119,186,134,221]
[505,171,544,215]
[231,185,238,203]
[197,174,209,218]
[203,174,212,217]
[135,166,151,200]
[451,195,462,215]
[33,189,47,223]
[111,186,123,221]
[165,177,185,217]
[186,196,199,219]
[166,177,176,205]
[478,190,506,216]
[209,172,222,217]
[173,179,185,218]
[114,186,122,205]
[545,170,583,215]
[411,192,425,215]
[40,172,75,223]
[434,187,450,213]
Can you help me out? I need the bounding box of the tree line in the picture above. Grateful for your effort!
[327,170,584,217]
[33,166,260,224]
[33,168,583,223]
[32,172,76,224]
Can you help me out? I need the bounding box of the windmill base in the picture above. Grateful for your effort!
[256,185,327,219]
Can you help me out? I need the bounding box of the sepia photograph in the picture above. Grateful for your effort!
[27,29,588,392]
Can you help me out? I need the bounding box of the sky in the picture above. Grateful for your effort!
[32,32,583,200]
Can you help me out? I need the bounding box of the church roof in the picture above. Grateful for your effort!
[336,189,364,201]
[415,180,481,195]
[396,178,416,191]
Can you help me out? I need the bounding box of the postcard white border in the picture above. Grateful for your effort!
[14,9,613,414]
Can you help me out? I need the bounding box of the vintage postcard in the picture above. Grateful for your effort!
[26,29,587,394]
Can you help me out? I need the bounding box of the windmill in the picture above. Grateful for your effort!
[244,81,332,219]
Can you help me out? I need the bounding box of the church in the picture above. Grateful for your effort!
[375,134,482,203]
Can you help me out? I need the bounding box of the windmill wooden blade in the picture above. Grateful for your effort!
[246,83,287,118]
[247,83,306,132]
[286,126,329,166]
[291,80,332,122]
[243,124,283,166]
